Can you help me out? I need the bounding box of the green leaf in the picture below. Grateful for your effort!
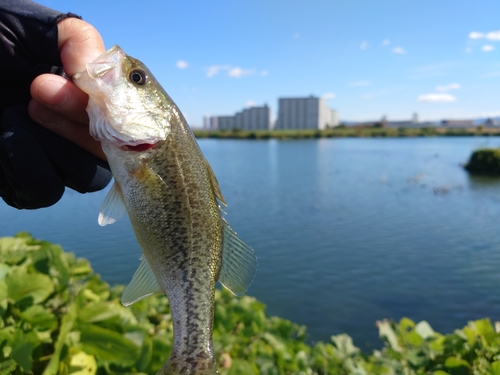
[445,356,471,370]
[43,299,79,375]
[0,237,28,265]
[227,358,258,375]
[0,359,17,375]
[136,335,153,372]
[5,268,54,304]
[19,305,58,331]
[331,334,359,359]
[415,321,435,339]
[378,320,401,352]
[77,301,118,324]
[489,361,500,375]
[78,323,139,365]
[10,330,39,373]
[68,351,97,375]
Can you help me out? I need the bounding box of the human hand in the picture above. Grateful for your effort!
[0,6,111,209]
[28,17,106,160]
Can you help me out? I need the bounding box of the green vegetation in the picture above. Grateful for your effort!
[464,148,500,175]
[3,233,500,374]
[193,127,500,140]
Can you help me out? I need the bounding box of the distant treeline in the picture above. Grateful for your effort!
[193,126,500,140]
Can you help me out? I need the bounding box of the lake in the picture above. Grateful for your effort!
[3,136,500,350]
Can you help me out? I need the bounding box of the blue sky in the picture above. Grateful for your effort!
[40,0,500,126]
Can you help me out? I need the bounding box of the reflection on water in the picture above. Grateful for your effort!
[3,137,500,349]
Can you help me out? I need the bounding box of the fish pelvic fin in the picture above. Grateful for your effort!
[204,158,227,207]
[98,181,127,226]
[218,218,257,296]
[121,255,162,306]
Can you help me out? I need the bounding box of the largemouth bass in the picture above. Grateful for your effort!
[73,45,257,375]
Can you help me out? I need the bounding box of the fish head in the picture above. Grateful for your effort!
[73,45,169,147]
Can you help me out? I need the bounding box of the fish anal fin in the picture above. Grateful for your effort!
[204,158,227,207]
[98,182,127,226]
[121,255,163,306]
[218,219,257,296]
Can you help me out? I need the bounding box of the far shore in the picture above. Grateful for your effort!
[193,126,500,140]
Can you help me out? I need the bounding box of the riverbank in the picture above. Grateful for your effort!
[3,233,500,374]
[193,126,500,139]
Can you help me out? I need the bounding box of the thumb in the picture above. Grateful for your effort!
[57,17,105,77]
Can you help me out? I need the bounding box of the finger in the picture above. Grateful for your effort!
[27,100,106,161]
[30,74,89,125]
[57,18,106,77]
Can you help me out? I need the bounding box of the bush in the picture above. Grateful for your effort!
[2,233,500,374]
[464,148,500,175]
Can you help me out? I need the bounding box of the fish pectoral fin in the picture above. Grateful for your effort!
[121,254,162,306]
[98,182,127,226]
[204,158,227,207]
[218,219,257,296]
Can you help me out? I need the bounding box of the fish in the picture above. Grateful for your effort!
[73,45,257,375]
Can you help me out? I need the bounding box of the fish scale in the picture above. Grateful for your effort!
[74,45,257,375]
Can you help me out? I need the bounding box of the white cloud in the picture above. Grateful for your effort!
[435,83,461,92]
[361,93,372,100]
[418,93,456,103]
[260,70,269,76]
[245,100,257,107]
[322,92,336,100]
[482,45,495,52]
[360,41,368,50]
[228,67,255,78]
[382,39,390,46]
[206,65,257,78]
[350,80,371,87]
[469,30,500,41]
[206,65,229,77]
[176,60,188,69]
[486,31,500,40]
[465,47,472,53]
[392,46,405,54]
[469,31,484,39]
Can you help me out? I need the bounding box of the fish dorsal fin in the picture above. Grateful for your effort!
[121,254,162,306]
[203,158,227,207]
[218,219,257,296]
[98,182,127,226]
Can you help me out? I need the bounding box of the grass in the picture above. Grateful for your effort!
[193,126,500,140]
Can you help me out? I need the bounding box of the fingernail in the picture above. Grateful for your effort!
[35,104,62,126]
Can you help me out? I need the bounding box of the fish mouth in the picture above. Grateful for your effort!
[73,45,125,87]
[121,143,157,152]
[87,45,125,82]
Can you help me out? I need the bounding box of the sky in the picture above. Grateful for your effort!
[39,0,500,126]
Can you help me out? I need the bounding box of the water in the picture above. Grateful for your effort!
[3,137,500,350]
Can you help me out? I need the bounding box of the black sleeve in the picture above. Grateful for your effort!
[0,0,112,209]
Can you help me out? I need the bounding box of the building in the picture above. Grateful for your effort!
[484,118,500,127]
[441,119,475,128]
[235,105,272,130]
[208,105,271,131]
[274,96,338,130]
[349,113,435,128]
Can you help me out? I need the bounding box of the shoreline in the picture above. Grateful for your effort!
[193,127,500,139]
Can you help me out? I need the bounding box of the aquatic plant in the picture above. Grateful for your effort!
[464,148,500,175]
[2,233,500,374]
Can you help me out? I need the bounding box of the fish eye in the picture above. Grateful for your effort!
[129,69,147,85]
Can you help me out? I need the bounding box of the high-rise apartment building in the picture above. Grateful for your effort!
[208,105,271,131]
[275,96,338,130]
